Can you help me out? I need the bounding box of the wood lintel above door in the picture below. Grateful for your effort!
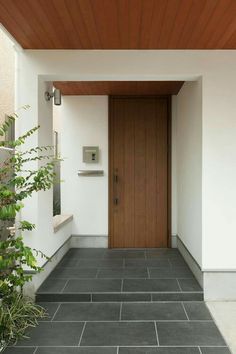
[53,81,184,96]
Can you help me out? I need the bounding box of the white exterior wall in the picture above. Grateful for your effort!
[176,80,202,266]
[55,96,108,236]
[16,50,236,275]
[0,28,15,126]
[54,96,177,244]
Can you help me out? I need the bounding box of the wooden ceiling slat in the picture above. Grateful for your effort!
[117,0,130,48]
[43,0,75,48]
[204,0,236,48]
[66,0,93,49]
[185,0,217,49]
[0,3,29,48]
[53,81,184,96]
[29,0,63,48]
[89,0,120,49]
[158,0,180,49]
[76,0,101,48]
[1,0,236,49]
[198,0,232,49]
[167,0,192,49]
[50,0,80,49]
[128,0,142,49]
[148,0,167,48]
[138,0,155,49]
[177,0,206,49]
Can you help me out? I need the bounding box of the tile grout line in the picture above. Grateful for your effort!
[38,320,215,323]
[51,303,61,321]
[95,268,99,279]
[119,302,123,321]
[154,321,159,346]
[60,279,70,293]
[78,322,86,346]
[13,346,230,349]
[181,302,190,321]
[176,278,182,292]
[167,259,173,268]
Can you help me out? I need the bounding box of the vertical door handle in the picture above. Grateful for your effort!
[113,170,119,206]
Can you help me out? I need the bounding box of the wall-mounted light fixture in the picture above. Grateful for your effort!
[45,88,61,106]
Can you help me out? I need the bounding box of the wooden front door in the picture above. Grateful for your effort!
[109,97,170,248]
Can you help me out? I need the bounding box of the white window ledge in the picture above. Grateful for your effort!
[53,214,73,233]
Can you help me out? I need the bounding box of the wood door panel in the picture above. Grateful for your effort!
[134,101,146,247]
[145,100,158,247]
[156,99,168,247]
[109,97,169,248]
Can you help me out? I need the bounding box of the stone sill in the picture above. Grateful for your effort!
[53,214,73,233]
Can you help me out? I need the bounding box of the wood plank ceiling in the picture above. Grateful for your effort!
[1,0,236,49]
[53,81,184,95]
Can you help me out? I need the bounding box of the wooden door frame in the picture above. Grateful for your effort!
[108,95,172,248]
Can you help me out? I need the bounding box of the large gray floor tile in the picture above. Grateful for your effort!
[102,250,126,258]
[146,249,180,256]
[78,259,124,268]
[58,257,80,267]
[36,302,60,320]
[125,259,170,267]
[36,348,117,354]
[37,278,67,293]
[63,279,122,293]
[67,248,106,258]
[122,302,187,320]
[103,250,145,259]
[178,279,202,291]
[92,293,151,302]
[169,258,188,267]
[152,292,203,301]
[123,279,180,292]
[81,321,157,346]
[97,267,148,278]
[3,349,36,354]
[119,348,200,354]
[149,267,193,278]
[50,267,97,278]
[54,302,120,321]
[16,322,84,346]
[36,293,91,302]
[200,348,231,354]
[157,321,226,346]
[183,302,213,320]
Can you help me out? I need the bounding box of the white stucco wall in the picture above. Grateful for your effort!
[55,96,108,236]
[16,50,236,272]
[54,95,179,241]
[176,80,202,266]
[0,27,15,132]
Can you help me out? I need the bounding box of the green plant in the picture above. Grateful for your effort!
[0,107,56,348]
[0,108,55,288]
[0,286,47,349]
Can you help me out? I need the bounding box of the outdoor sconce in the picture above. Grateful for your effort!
[45,88,61,106]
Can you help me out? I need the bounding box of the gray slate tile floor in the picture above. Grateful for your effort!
[5,248,231,354]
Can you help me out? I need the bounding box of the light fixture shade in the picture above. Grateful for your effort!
[53,89,61,106]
